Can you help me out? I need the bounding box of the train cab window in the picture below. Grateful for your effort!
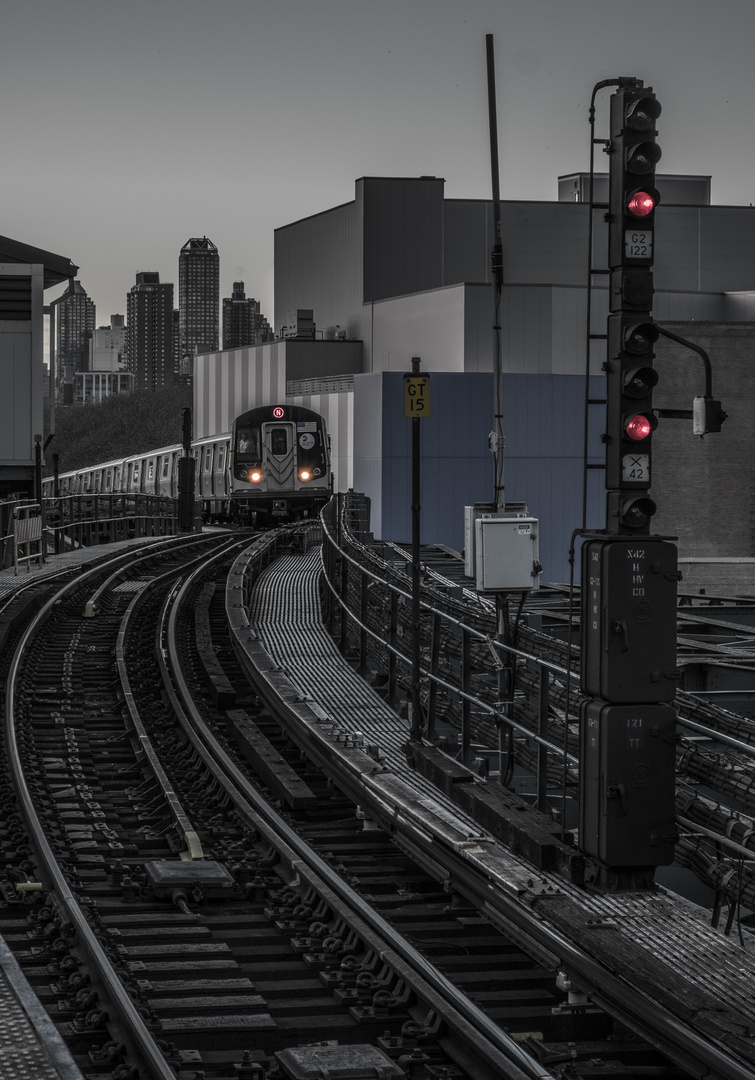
[270,428,288,456]
[236,427,260,459]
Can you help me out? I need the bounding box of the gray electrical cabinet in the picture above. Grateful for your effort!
[465,507,540,592]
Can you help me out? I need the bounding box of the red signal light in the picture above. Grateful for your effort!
[625,414,653,442]
[627,190,656,218]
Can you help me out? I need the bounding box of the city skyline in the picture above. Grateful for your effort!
[5,0,755,325]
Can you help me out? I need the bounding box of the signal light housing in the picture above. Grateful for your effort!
[609,87,662,272]
[625,94,662,131]
[624,366,658,399]
[612,493,657,532]
[624,412,656,442]
[626,188,659,218]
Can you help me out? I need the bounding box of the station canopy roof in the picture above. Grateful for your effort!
[0,235,78,289]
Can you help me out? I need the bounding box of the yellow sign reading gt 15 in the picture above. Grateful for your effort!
[403,374,431,417]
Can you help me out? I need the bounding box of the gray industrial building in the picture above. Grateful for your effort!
[195,174,755,585]
[0,236,77,498]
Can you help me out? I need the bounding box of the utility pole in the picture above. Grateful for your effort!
[404,358,430,743]
[486,34,505,511]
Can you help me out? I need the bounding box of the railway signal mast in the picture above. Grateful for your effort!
[606,86,662,535]
[579,83,678,890]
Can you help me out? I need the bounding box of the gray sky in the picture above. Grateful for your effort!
[4,0,755,325]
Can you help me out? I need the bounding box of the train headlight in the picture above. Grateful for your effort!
[299,470,311,482]
[249,469,262,483]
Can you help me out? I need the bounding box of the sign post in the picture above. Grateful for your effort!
[404,360,430,742]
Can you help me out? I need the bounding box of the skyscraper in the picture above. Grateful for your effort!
[222,281,273,349]
[51,279,95,390]
[126,272,174,391]
[90,314,126,372]
[178,236,219,364]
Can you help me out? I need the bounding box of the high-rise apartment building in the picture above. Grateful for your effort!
[126,272,174,391]
[90,314,127,372]
[178,236,219,364]
[51,279,95,389]
[222,281,273,349]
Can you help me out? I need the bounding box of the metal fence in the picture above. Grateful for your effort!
[0,495,180,567]
[320,492,579,812]
[43,494,179,552]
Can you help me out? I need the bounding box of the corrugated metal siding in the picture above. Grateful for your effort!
[193,343,286,438]
[291,389,354,494]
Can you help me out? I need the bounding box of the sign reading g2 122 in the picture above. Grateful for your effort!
[403,374,430,417]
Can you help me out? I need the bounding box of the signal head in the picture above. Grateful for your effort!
[626,95,662,131]
[624,365,659,399]
[624,412,656,442]
[626,187,660,218]
[623,321,659,355]
[620,495,657,531]
[626,142,662,175]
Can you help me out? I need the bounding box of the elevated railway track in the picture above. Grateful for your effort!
[0,500,754,1077]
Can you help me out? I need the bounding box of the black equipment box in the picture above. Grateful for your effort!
[581,537,678,702]
[579,698,677,867]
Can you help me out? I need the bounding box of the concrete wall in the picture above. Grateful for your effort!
[652,323,755,565]
[370,285,467,373]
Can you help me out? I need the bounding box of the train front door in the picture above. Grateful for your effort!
[261,421,296,490]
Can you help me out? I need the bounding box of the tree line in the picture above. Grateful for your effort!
[43,384,193,477]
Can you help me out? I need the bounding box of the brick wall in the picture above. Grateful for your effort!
[652,323,755,576]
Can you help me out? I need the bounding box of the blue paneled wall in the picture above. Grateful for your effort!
[353,371,604,583]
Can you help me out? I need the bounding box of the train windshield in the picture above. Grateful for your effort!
[236,426,261,460]
[270,427,288,456]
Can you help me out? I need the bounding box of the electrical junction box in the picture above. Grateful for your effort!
[471,511,540,592]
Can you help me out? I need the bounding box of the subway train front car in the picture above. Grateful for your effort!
[231,404,331,524]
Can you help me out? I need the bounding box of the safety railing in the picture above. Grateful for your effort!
[12,503,44,575]
[320,492,579,813]
[43,494,179,553]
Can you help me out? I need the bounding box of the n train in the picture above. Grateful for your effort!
[41,404,332,525]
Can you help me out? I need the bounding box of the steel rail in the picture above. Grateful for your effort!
[113,534,248,855]
[242,534,755,1080]
[160,548,554,1080]
[3,537,223,1080]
